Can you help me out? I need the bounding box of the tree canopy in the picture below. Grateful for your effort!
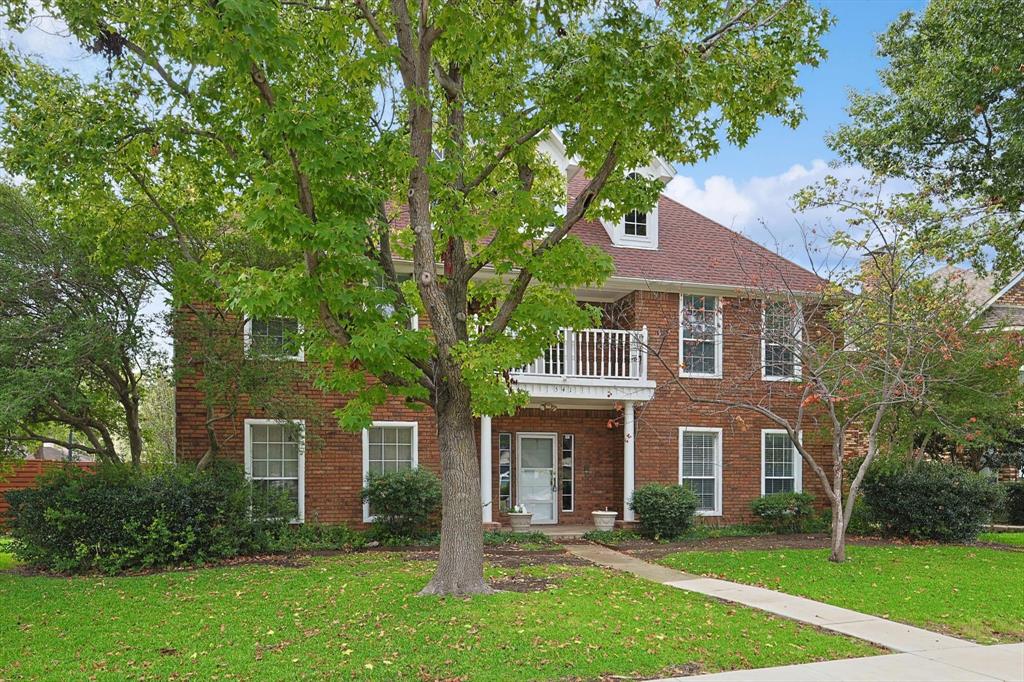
[0,183,157,465]
[829,0,1024,277]
[0,0,830,594]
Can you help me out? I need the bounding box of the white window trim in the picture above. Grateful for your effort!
[678,426,723,517]
[760,428,803,496]
[244,418,306,523]
[362,421,419,523]
[243,317,305,362]
[679,294,723,379]
[761,301,803,382]
[614,200,659,250]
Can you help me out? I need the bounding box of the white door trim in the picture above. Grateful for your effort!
[515,432,559,525]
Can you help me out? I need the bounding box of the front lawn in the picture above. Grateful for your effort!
[979,532,1024,547]
[658,545,1024,644]
[0,553,878,680]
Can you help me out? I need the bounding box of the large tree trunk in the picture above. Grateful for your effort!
[420,375,492,596]
[829,498,846,562]
[124,395,144,469]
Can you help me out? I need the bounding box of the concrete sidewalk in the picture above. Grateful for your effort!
[662,643,1024,681]
[564,543,1024,680]
[563,542,973,653]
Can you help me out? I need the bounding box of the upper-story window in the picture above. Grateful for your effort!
[762,301,802,380]
[624,209,647,238]
[245,317,303,361]
[607,172,658,249]
[680,295,722,378]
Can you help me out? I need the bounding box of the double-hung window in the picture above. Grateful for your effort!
[623,173,648,237]
[245,317,303,361]
[680,295,722,377]
[679,427,722,515]
[362,422,418,520]
[245,419,305,522]
[761,429,802,495]
[762,301,802,380]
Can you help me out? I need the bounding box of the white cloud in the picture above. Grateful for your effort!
[664,160,873,272]
[1,3,103,77]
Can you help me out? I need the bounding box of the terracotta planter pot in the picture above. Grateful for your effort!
[508,512,533,533]
[592,510,618,531]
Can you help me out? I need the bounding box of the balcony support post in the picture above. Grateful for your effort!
[623,400,636,522]
[480,414,493,523]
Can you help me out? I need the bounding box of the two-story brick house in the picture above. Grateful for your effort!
[175,141,832,528]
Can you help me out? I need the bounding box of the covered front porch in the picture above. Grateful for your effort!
[477,327,656,528]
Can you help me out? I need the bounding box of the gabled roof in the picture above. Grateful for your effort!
[933,264,1024,329]
[570,193,828,293]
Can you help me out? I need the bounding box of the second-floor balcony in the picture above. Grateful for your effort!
[511,327,656,406]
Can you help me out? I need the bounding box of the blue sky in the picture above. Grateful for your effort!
[685,0,926,185]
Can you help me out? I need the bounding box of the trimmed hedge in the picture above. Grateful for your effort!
[629,484,697,540]
[861,460,1004,542]
[4,462,291,573]
[361,468,441,539]
[750,492,816,533]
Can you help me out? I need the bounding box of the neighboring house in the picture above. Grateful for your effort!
[0,459,94,521]
[934,265,1024,481]
[175,139,833,527]
[933,265,1024,331]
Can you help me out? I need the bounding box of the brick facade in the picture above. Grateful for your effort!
[175,289,834,527]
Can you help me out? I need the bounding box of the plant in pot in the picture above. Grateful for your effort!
[592,507,618,531]
[507,504,533,533]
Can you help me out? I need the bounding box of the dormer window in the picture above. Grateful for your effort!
[624,209,647,237]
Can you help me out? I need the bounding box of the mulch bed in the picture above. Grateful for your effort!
[609,534,1024,560]
[613,534,916,560]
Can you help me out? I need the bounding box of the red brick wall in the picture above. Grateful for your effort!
[0,461,94,521]
[488,409,623,525]
[626,290,833,522]
[175,290,834,526]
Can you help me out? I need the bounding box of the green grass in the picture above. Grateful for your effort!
[659,545,1024,644]
[0,537,16,571]
[0,553,877,680]
[979,532,1024,547]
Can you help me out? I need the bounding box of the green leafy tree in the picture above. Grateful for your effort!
[0,0,830,594]
[0,183,156,466]
[829,0,1024,276]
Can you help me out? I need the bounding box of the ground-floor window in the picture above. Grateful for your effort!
[561,434,574,512]
[498,432,513,512]
[244,419,305,522]
[363,422,418,521]
[678,426,722,516]
[761,429,802,495]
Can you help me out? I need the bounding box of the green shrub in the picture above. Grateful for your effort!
[1003,481,1024,525]
[750,492,816,533]
[629,484,697,540]
[862,460,1004,542]
[269,522,366,552]
[3,462,290,573]
[361,468,441,540]
[581,529,643,545]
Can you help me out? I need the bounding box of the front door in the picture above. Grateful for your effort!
[516,433,558,524]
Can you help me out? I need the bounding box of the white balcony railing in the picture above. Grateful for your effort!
[513,327,649,382]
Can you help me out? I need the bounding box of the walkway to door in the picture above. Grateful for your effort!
[562,543,1024,682]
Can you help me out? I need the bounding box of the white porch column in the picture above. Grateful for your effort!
[480,415,493,523]
[623,400,635,522]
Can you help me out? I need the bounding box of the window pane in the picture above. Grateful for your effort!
[561,434,574,512]
[681,296,718,375]
[520,438,552,468]
[681,431,718,512]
